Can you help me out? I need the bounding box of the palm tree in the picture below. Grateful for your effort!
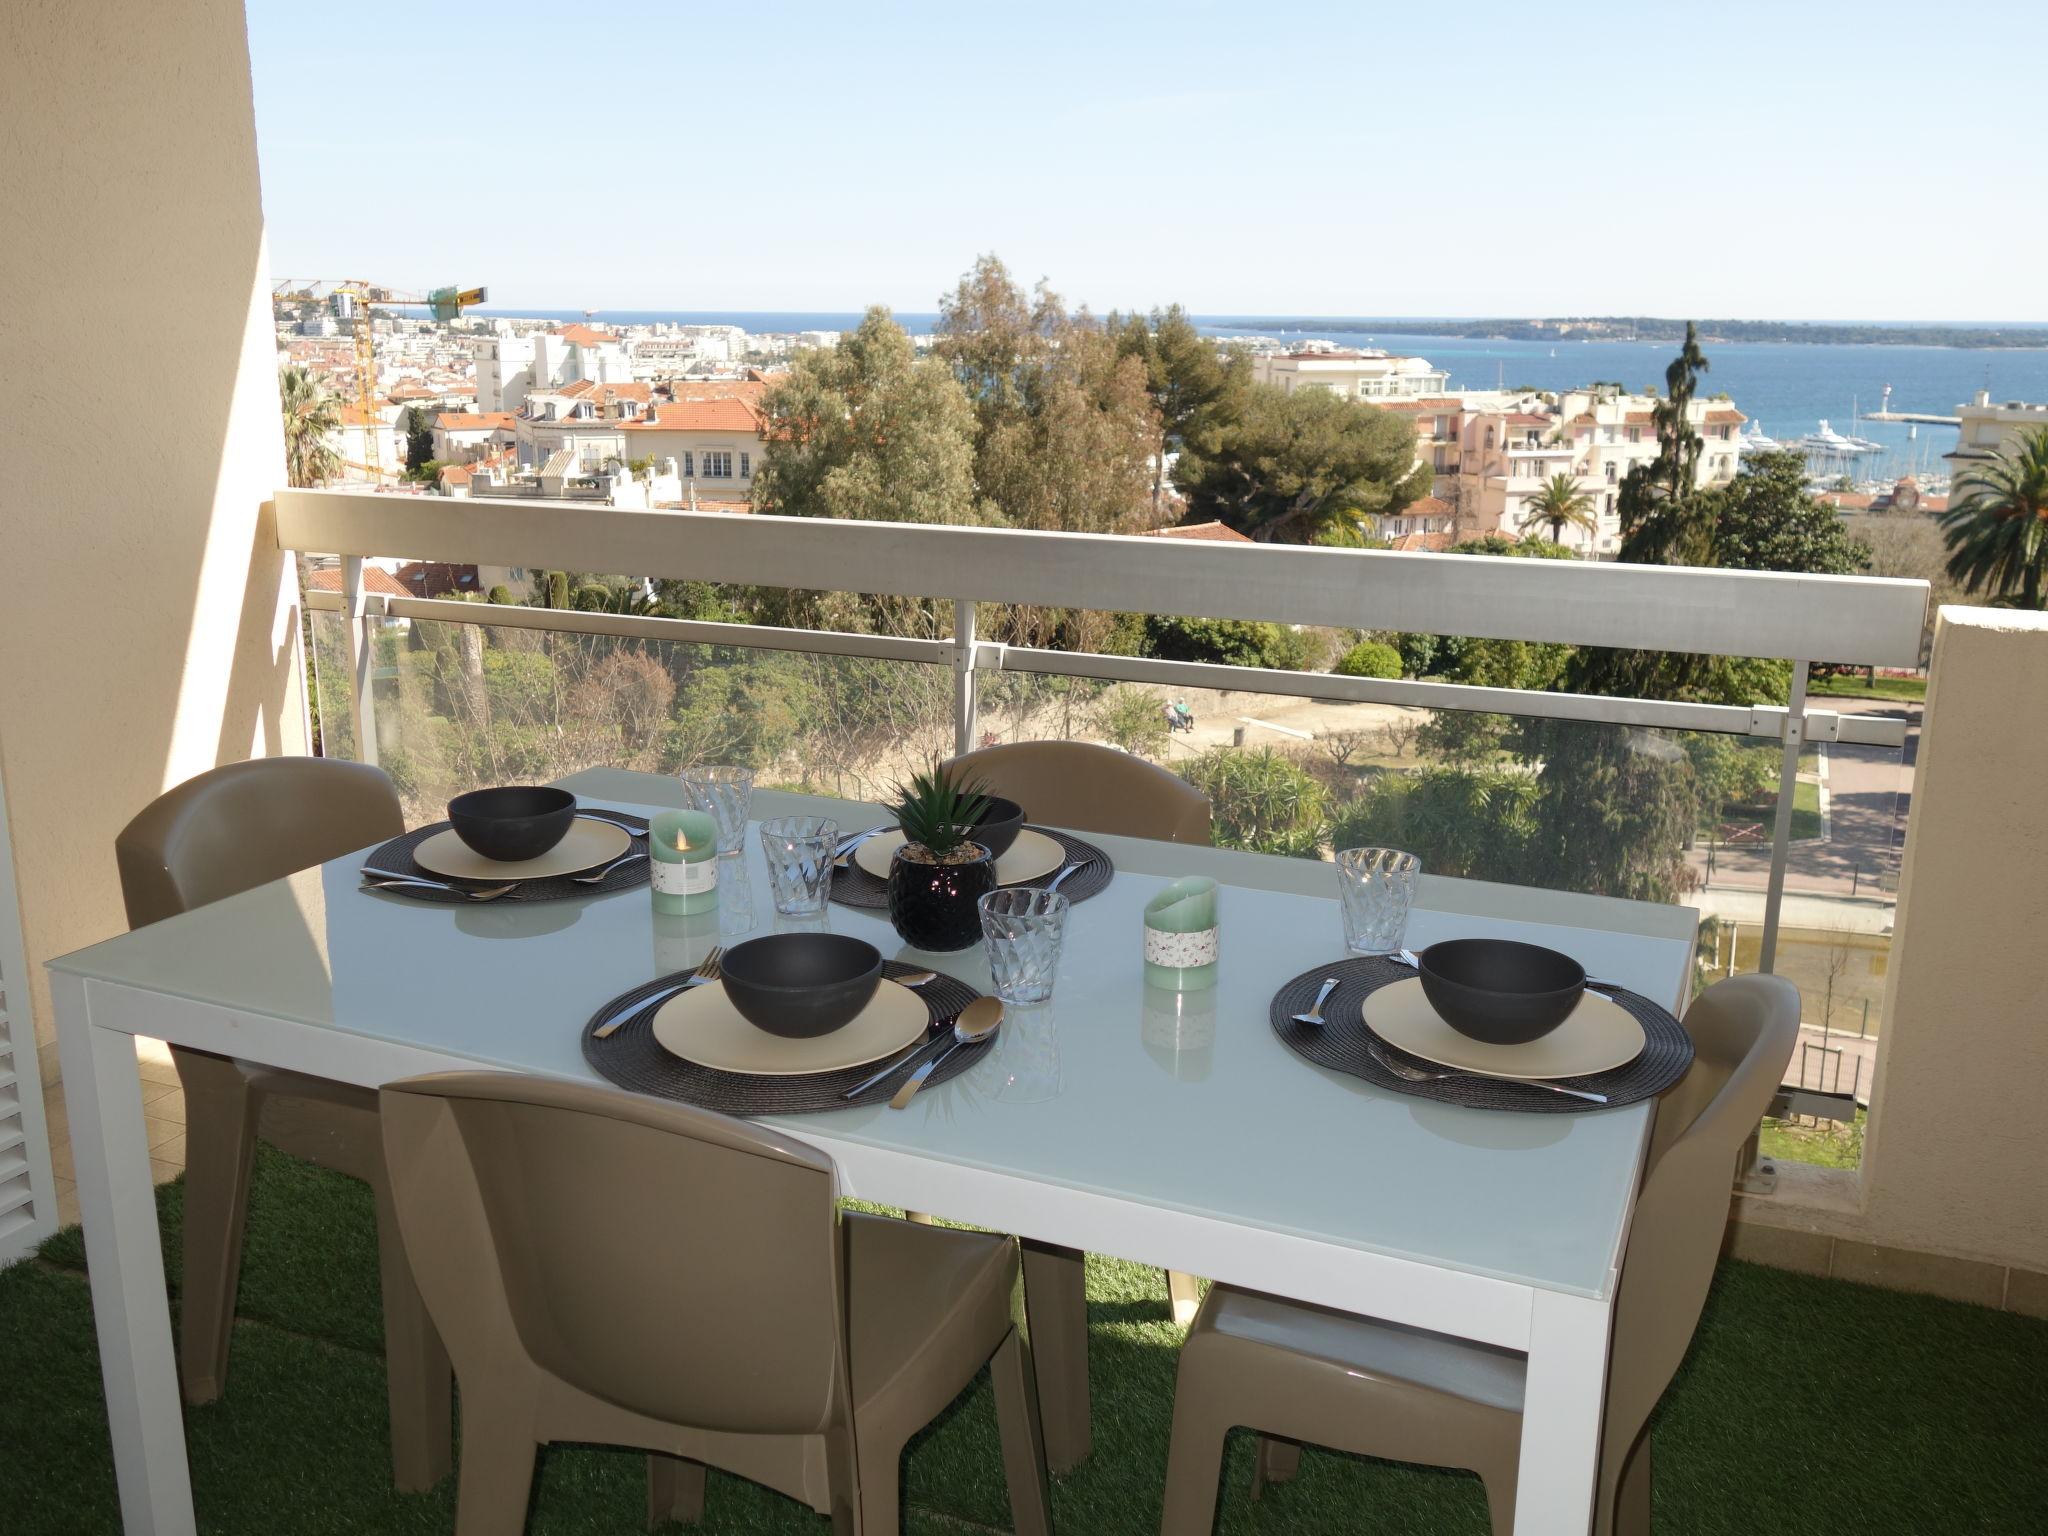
[1937,426,2048,608]
[279,365,342,488]
[1520,473,1597,545]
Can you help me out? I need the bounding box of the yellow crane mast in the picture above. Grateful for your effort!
[273,279,487,482]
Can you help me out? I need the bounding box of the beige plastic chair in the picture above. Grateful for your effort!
[378,1071,1053,1536]
[941,740,1216,1469]
[1158,972,1801,1536]
[114,757,451,1490]
[944,739,1213,846]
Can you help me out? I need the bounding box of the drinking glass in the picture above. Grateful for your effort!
[978,887,1070,1005]
[1336,847,1421,955]
[680,765,754,856]
[758,815,839,916]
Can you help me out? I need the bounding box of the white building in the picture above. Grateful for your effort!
[1947,390,2048,479]
[1251,348,1451,400]
[473,323,632,413]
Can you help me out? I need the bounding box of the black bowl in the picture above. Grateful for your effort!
[446,786,577,864]
[1416,938,1587,1046]
[720,933,884,1039]
[968,797,1027,859]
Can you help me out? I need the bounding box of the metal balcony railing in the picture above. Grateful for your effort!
[278,487,1927,976]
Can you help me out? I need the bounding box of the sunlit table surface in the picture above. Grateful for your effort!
[55,769,1695,1299]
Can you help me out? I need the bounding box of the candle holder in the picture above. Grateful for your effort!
[1143,876,1219,991]
[648,809,719,916]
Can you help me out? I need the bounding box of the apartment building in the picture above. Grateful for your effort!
[430,410,518,464]
[473,323,633,413]
[1378,386,1744,556]
[617,396,766,500]
[1251,349,1452,400]
[1946,390,2048,477]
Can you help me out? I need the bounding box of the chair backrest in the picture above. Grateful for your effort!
[944,740,1213,845]
[1603,973,1799,1464]
[115,757,403,925]
[379,1072,852,1436]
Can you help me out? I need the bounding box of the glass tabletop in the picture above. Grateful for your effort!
[51,776,1698,1298]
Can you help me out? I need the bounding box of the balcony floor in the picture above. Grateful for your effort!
[5,1147,2045,1534]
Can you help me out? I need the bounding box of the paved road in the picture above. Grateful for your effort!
[1689,697,1918,901]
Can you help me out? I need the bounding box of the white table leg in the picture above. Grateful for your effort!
[53,973,196,1535]
[1513,1287,1611,1535]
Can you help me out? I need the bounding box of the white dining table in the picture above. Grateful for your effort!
[51,768,1698,1536]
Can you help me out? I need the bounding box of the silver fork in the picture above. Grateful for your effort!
[1366,1036,1608,1104]
[592,946,724,1039]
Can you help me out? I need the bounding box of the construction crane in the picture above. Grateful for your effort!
[272,279,487,483]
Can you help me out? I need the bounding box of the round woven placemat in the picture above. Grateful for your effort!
[581,961,993,1114]
[1269,955,1693,1114]
[361,812,652,903]
[829,827,1112,911]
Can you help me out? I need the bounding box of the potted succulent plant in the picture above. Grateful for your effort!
[887,762,999,952]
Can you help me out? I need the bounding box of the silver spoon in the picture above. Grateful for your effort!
[1291,977,1341,1026]
[889,996,1005,1109]
[1366,1036,1608,1104]
[571,850,649,883]
[361,871,518,901]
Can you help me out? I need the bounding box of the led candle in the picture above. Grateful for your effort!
[648,809,719,916]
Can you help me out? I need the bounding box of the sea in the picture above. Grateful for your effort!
[478,310,2048,487]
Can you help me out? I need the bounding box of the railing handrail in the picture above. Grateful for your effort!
[275,487,1929,667]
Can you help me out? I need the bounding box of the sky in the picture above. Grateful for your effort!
[245,0,2046,321]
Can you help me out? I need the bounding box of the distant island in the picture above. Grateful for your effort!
[1203,317,2047,350]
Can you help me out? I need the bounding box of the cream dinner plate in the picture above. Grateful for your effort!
[411,818,631,882]
[1361,977,1644,1080]
[852,826,1066,885]
[651,978,929,1076]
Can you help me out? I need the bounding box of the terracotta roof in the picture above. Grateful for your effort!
[1504,412,1551,426]
[386,382,438,401]
[551,323,614,347]
[1703,408,1747,424]
[665,378,771,404]
[556,379,652,404]
[304,565,410,598]
[621,398,765,433]
[435,411,517,431]
[1390,531,1456,552]
[336,405,387,428]
[1626,410,1656,424]
[1406,496,1451,516]
[1139,521,1254,544]
[1568,413,1598,426]
[438,464,473,485]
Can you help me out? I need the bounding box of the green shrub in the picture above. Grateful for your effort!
[1328,766,1537,884]
[1180,747,1326,857]
[1090,686,1170,759]
[1333,640,1402,680]
[1142,615,1311,672]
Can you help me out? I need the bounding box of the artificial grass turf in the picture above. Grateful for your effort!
[8,1148,2046,1534]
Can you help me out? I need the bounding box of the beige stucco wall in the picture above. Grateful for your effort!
[1,0,307,1083]
[1743,607,2048,1280]
[1856,605,2048,1271]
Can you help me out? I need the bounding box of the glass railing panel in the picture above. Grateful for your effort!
[365,616,951,825]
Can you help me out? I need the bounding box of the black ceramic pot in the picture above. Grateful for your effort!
[887,843,998,952]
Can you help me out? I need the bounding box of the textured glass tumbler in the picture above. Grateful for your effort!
[978,887,1070,1005]
[681,765,755,855]
[759,816,839,916]
[1336,847,1421,955]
